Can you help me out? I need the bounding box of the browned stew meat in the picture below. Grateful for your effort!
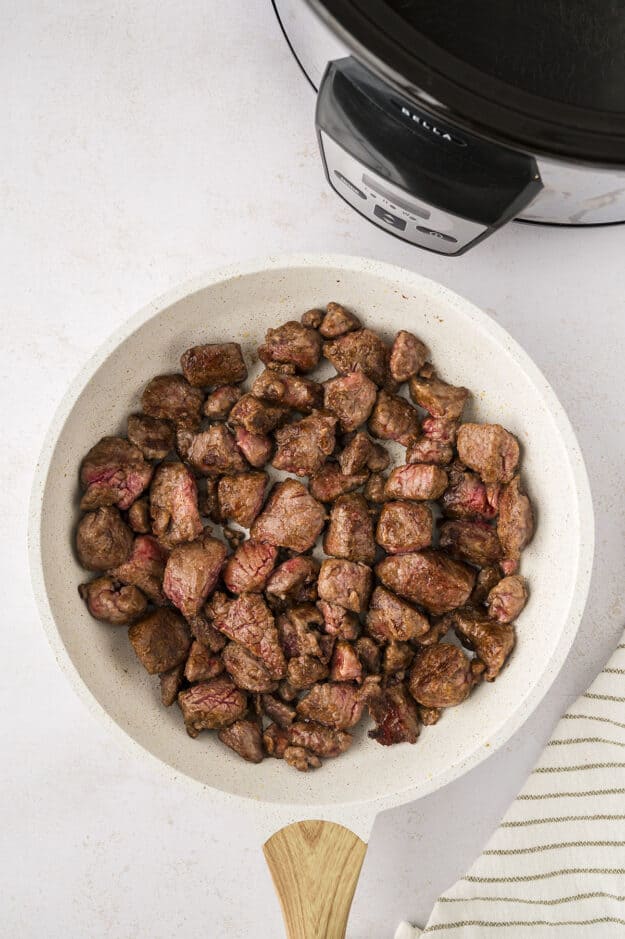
[75,309,533,770]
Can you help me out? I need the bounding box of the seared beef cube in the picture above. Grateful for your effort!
[215,594,286,679]
[189,613,227,652]
[128,497,150,533]
[366,586,429,642]
[204,589,232,623]
[339,432,389,475]
[229,393,289,435]
[272,412,337,477]
[369,682,420,746]
[457,423,520,484]
[408,373,469,421]
[383,641,414,676]
[317,633,336,665]
[412,617,451,648]
[113,534,168,605]
[323,372,377,432]
[406,437,454,466]
[441,462,500,520]
[188,425,249,477]
[80,437,153,511]
[376,549,475,615]
[317,600,360,640]
[389,330,428,383]
[375,501,433,554]
[301,308,324,329]
[259,320,322,373]
[129,608,191,674]
[263,722,290,758]
[180,342,248,387]
[203,385,242,421]
[250,479,326,553]
[439,519,503,566]
[418,705,441,725]
[323,328,391,388]
[160,663,184,707]
[175,425,195,462]
[222,641,278,692]
[368,390,420,445]
[163,534,227,619]
[79,576,147,625]
[423,416,458,443]
[323,493,376,564]
[486,574,528,623]
[318,559,372,613]
[471,565,501,605]
[497,475,534,573]
[289,720,352,757]
[184,640,224,682]
[252,369,323,413]
[76,506,133,571]
[223,540,277,594]
[142,374,204,429]
[330,640,362,683]
[450,608,516,680]
[363,472,388,503]
[234,427,273,468]
[265,556,319,602]
[127,413,174,460]
[178,676,247,736]
[150,462,203,547]
[261,693,296,728]
[319,301,361,339]
[309,463,369,502]
[278,679,298,702]
[355,637,381,674]
[283,746,322,771]
[218,719,263,763]
[384,463,448,501]
[409,643,476,707]
[277,605,324,659]
[217,471,267,528]
[296,681,366,729]
[287,655,329,690]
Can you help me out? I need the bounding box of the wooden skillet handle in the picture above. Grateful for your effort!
[263,820,367,939]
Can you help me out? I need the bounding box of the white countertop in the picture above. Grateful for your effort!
[4,2,625,936]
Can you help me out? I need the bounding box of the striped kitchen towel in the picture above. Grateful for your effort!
[396,637,625,937]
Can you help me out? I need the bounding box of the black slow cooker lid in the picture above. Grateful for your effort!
[313,0,625,165]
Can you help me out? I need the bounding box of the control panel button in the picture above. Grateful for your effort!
[373,204,406,231]
[334,170,366,200]
[415,226,458,243]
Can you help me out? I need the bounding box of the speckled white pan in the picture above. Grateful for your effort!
[29,254,593,843]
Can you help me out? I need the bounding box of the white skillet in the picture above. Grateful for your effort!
[29,255,594,938]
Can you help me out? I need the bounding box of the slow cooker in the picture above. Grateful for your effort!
[273,0,625,254]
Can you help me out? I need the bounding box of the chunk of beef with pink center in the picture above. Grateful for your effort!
[129,608,192,674]
[405,437,454,466]
[141,374,204,429]
[218,719,264,763]
[214,594,286,679]
[265,556,319,603]
[223,540,277,594]
[76,506,133,571]
[234,427,273,468]
[79,576,147,625]
[439,518,503,566]
[369,682,420,746]
[309,463,369,503]
[376,549,475,615]
[375,501,433,555]
[217,471,267,528]
[296,681,368,730]
[252,369,323,413]
[319,301,361,339]
[178,676,247,737]
[127,414,174,461]
[323,371,378,433]
[368,390,420,446]
[441,462,501,520]
[289,721,353,757]
[250,479,326,553]
[317,600,360,640]
[318,558,372,613]
[184,640,224,682]
[323,328,391,388]
[384,464,448,501]
[448,608,516,680]
[497,475,534,574]
[409,643,476,708]
[408,373,469,421]
[284,746,322,771]
[163,533,227,619]
[150,462,203,547]
[259,320,323,374]
[222,642,278,692]
[339,432,389,476]
[188,425,249,477]
[330,640,363,683]
[113,534,169,605]
[366,586,429,642]
[323,493,376,564]
[272,411,337,477]
[80,437,153,511]
[456,423,520,484]
[229,394,290,435]
[486,575,528,623]
[203,385,242,421]
[389,330,428,383]
[180,342,248,387]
